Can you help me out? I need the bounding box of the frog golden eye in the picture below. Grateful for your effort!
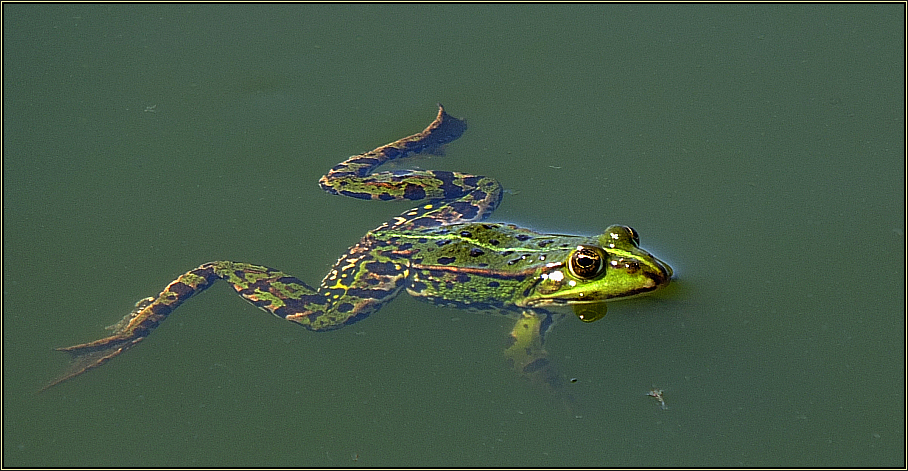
[568,246,606,279]
[603,225,640,248]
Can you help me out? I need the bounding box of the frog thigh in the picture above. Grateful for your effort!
[198,259,407,331]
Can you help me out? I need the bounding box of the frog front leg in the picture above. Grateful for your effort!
[504,310,571,398]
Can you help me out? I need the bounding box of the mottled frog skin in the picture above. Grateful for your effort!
[46,105,673,395]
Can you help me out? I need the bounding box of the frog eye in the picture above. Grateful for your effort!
[604,225,640,247]
[568,246,606,280]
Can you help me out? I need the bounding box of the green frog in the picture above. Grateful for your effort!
[45,105,673,395]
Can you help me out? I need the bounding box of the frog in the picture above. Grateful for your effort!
[44,105,673,395]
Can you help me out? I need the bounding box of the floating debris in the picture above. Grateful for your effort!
[647,388,667,410]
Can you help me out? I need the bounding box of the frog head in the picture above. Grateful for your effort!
[519,225,673,322]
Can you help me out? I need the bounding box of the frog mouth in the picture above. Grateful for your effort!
[523,272,671,308]
[523,294,610,308]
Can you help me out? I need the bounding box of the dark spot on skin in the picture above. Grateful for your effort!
[489,239,500,246]
[488,281,500,288]
[339,190,374,200]
[437,257,456,265]
[403,183,427,200]
[337,303,354,313]
[537,239,554,247]
[409,217,441,228]
[167,282,196,298]
[135,317,158,332]
[272,305,298,319]
[516,234,531,241]
[409,281,427,292]
[470,248,484,257]
[430,171,467,199]
[341,308,374,328]
[364,261,400,275]
[460,231,472,238]
[150,303,173,316]
[449,201,480,219]
[455,274,470,283]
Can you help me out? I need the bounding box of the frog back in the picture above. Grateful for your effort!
[380,222,582,312]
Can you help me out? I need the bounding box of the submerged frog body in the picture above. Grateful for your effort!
[46,105,673,395]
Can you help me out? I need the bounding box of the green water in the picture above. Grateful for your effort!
[4,4,904,467]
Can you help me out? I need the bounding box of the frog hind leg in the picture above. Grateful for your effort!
[318,104,467,191]
[42,264,221,390]
[44,258,404,391]
[504,310,574,403]
[319,104,503,230]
